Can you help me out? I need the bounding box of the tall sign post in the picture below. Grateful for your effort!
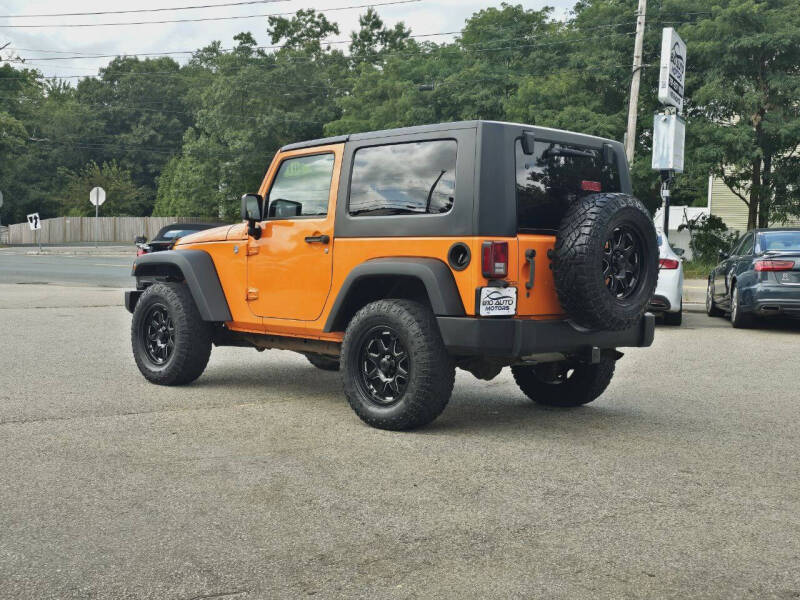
[652,27,686,236]
[0,190,4,227]
[27,212,42,253]
[89,186,106,248]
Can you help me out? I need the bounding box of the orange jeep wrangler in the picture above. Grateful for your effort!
[126,121,657,430]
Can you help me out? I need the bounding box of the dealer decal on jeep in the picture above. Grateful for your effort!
[479,287,517,316]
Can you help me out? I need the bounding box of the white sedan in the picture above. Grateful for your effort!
[649,233,684,325]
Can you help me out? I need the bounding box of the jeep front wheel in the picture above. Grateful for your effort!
[131,282,212,385]
[511,356,616,407]
[341,299,455,430]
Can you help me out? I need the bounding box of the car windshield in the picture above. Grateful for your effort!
[158,229,197,240]
[759,231,800,252]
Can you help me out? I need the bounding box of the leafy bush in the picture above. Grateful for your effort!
[678,214,739,263]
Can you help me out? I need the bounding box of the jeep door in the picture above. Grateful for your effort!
[246,144,342,321]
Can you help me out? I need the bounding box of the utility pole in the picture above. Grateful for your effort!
[624,0,647,165]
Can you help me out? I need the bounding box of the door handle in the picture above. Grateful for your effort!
[304,234,330,244]
[524,249,536,296]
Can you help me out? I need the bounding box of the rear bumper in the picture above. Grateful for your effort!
[436,313,655,358]
[648,294,672,312]
[752,299,800,317]
[743,283,800,317]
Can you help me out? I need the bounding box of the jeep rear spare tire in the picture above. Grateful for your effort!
[553,193,658,331]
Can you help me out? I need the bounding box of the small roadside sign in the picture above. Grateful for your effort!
[658,27,686,112]
[27,213,41,231]
[0,190,4,208]
[89,186,106,206]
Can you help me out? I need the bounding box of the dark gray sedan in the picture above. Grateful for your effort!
[706,228,800,327]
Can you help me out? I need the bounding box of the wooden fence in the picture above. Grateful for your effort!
[6,216,217,245]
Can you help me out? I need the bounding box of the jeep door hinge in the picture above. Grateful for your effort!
[246,288,259,301]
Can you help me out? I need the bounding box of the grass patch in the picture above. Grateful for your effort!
[682,261,714,279]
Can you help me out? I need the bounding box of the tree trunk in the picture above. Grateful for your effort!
[759,153,771,228]
[748,156,761,230]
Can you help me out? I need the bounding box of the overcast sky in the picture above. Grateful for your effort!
[0,0,577,80]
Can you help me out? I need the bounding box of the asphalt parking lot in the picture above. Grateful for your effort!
[1,261,800,598]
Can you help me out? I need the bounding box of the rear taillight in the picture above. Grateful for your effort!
[136,248,146,256]
[481,241,508,278]
[659,258,679,269]
[755,259,795,271]
[581,180,602,192]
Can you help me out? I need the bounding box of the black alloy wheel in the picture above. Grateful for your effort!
[340,299,455,430]
[357,326,409,406]
[131,282,212,386]
[602,225,643,300]
[142,303,175,365]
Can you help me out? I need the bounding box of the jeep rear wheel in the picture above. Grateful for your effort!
[553,193,658,331]
[131,282,212,385]
[511,357,615,407]
[341,299,455,430]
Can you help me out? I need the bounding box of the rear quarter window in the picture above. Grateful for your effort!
[349,140,457,217]
[516,139,621,233]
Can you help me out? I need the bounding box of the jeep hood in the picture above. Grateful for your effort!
[174,224,239,245]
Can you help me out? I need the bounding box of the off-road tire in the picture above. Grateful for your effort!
[131,282,212,385]
[553,193,658,331]
[341,299,455,430]
[304,352,340,371]
[706,279,724,317]
[511,356,616,407]
[663,305,683,326]
[730,283,753,329]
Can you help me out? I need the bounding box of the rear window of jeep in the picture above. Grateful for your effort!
[349,140,457,217]
[515,139,620,233]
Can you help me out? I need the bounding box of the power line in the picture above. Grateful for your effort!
[0,0,421,29]
[2,29,640,80]
[12,30,468,61]
[0,1,288,19]
[9,19,637,60]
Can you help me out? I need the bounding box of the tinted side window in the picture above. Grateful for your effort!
[516,139,621,233]
[267,153,334,219]
[349,140,457,217]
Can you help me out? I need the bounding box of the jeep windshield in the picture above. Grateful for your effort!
[516,139,621,233]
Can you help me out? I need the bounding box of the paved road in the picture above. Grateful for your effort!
[1,283,799,599]
[0,249,134,287]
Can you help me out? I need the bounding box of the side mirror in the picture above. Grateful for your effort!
[268,198,302,218]
[718,249,729,260]
[241,193,263,240]
[521,131,536,155]
[134,235,147,245]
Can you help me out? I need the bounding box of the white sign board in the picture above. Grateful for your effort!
[652,113,685,173]
[89,186,106,206]
[27,213,41,231]
[658,27,686,111]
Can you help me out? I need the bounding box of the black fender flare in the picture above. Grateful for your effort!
[132,250,232,322]
[323,257,465,332]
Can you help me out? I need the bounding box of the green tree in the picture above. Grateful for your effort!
[674,0,800,228]
[58,161,150,216]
